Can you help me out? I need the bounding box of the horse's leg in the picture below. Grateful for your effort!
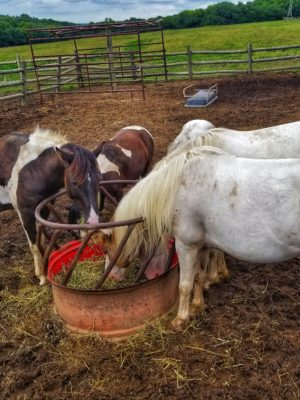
[172,240,202,331]
[99,191,105,214]
[30,242,47,285]
[204,249,219,289]
[191,248,209,316]
[216,250,230,281]
[114,187,124,204]
[18,205,48,285]
[204,249,229,289]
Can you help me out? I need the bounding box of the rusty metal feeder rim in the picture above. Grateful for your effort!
[35,180,143,230]
[35,179,176,290]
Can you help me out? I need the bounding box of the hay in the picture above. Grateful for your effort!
[54,257,144,290]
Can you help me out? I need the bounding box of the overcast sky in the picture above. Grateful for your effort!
[0,0,247,24]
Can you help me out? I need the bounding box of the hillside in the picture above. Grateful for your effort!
[1,19,300,63]
[0,0,299,48]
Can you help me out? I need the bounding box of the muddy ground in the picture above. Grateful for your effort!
[0,73,299,399]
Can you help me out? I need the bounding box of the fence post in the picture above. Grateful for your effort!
[21,60,27,105]
[247,43,253,74]
[74,49,83,88]
[130,51,137,80]
[107,29,117,90]
[187,45,193,79]
[16,55,22,105]
[57,55,61,93]
[16,55,27,106]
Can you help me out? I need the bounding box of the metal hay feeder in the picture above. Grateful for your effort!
[35,180,179,338]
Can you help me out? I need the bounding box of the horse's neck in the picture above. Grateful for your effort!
[47,147,67,189]
[25,147,66,194]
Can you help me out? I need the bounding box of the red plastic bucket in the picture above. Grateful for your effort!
[48,241,104,281]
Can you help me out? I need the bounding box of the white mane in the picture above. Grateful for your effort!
[155,132,220,170]
[30,127,67,148]
[113,146,224,260]
[168,119,215,153]
[7,128,68,211]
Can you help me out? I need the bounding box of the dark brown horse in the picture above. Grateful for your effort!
[0,128,100,285]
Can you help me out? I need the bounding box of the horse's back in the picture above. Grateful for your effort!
[212,121,300,158]
[175,152,300,263]
[113,126,154,172]
[0,133,30,186]
[115,126,153,151]
[173,120,300,159]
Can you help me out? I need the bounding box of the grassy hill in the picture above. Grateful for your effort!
[1,19,300,63]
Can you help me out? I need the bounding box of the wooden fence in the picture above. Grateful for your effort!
[1,42,300,105]
[0,55,78,104]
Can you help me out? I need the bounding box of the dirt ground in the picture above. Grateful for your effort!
[0,73,299,400]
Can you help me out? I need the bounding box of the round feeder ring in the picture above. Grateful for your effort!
[48,240,178,338]
[35,181,179,338]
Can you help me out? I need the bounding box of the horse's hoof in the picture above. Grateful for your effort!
[204,275,220,288]
[171,317,189,331]
[190,304,205,317]
[220,269,230,280]
[39,276,48,286]
[204,279,212,290]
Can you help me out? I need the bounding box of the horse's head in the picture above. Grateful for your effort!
[97,228,168,282]
[96,227,132,280]
[56,145,100,225]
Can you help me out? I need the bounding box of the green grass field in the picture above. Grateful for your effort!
[1,19,300,97]
[1,19,300,62]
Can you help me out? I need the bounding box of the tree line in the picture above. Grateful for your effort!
[0,14,72,47]
[161,0,299,29]
[0,0,299,48]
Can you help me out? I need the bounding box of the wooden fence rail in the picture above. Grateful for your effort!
[1,42,300,104]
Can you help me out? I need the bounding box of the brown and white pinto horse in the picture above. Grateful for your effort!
[94,125,154,205]
[68,125,154,225]
[0,128,100,285]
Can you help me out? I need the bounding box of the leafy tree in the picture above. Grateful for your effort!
[161,0,299,29]
[0,14,74,47]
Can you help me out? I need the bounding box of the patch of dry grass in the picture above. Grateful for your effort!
[1,260,299,400]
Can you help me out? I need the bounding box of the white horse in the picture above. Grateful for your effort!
[105,121,216,282]
[168,120,300,158]
[108,120,300,284]
[165,120,300,286]
[98,146,300,331]
[168,119,215,152]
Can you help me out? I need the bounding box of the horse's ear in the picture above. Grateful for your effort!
[100,228,112,241]
[55,147,74,167]
[93,228,112,249]
[93,141,106,157]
